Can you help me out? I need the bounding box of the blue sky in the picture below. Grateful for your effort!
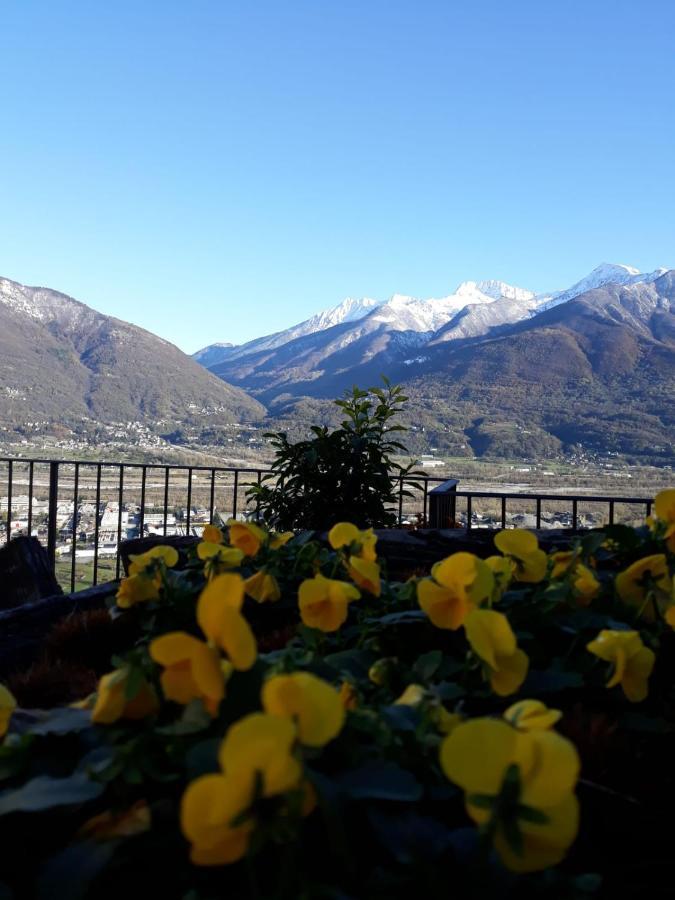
[1,0,674,352]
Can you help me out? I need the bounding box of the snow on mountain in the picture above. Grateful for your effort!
[303,296,382,330]
[456,279,535,303]
[535,263,669,312]
[195,263,671,371]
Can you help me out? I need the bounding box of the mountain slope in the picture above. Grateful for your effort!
[397,275,674,459]
[199,264,670,406]
[206,279,533,401]
[0,277,265,431]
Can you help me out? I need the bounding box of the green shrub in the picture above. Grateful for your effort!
[248,379,419,530]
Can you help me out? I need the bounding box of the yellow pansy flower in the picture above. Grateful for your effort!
[394,684,426,707]
[440,718,580,873]
[549,552,600,605]
[91,669,159,725]
[586,630,655,702]
[116,573,160,608]
[262,672,345,747]
[0,684,17,739]
[244,569,281,603]
[494,529,547,583]
[464,609,529,696]
[328,522,378,561]
[503,699,562,731]
[298,573,360,632]
[347,556,381,596]
[128,544,179,576]
[485,555,513,601]
[653,488,675,552]
[181,772,256,866]
[220,713,302,795]
[270,531,295,550]
[417,552,494,630]
[201,523,224,544]
[573,563,601,605]
[149,632,226,715]
[227,520,267,557]
[197,574,257,670]
[181,713,303,866]
[197,542,244,569]
[616,554,672,620]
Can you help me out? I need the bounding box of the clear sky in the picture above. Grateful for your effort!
[1,0,674,353]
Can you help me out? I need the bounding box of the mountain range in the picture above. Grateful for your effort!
[194,263,675,461]
[0,263,672,462]
[0,277,265,435]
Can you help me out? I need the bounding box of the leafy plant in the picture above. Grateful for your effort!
[248,379,420,530]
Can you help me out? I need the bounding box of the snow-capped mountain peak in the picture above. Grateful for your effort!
[303,296,382,331]
[454,279,534,303]
[535,262,668,312]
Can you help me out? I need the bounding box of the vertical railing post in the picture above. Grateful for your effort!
[47,461,59,572]
[6,459,12,546]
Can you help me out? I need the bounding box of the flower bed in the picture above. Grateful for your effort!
[0,493,674,899]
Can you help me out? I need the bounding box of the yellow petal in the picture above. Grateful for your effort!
[150,631,204,667]
[394,684,426,707]
[493,793,579,873]
[298,574,359,632]
[417,579,469,630]
[503,699,562,732]
[328,522,361,550]
[116,574,159,608]
[202,524,224,544]
[181,773,253,866]
[227,521,267,557]
[244,570,281,603]
[464,609,516,670]
[654,489,675,525]
[616,554,670,608]
[262,672,345,747]
[520,730,580,808]
[494,529,539,558]
[219,713,302,797]
[197,574,247,643]
[490,649,529,696]
[217,607,257,671]
[440,718,531,796]
[348,556,381,596]
[270,531,294,549]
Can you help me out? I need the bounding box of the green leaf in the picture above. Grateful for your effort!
[521,669,583,693]
[380,705,420,732]
[11,707,92,737]
[339,762,423,801]
[413,650,443,681]
[0,772,103,815]
[36,842,117,900]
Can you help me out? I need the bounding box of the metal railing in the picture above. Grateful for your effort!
[0,457,654,592]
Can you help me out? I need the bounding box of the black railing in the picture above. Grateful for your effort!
[0,457,654,592]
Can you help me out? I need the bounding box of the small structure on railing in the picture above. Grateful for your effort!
[428,479,459,529]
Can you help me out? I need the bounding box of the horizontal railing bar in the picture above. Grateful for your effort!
[0,458,654,504]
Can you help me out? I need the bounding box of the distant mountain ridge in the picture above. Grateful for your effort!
[0,277,265,433]
[196,263,671,399]
[193,263,674,461]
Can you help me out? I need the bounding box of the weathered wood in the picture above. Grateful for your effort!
[0,536,62,610]
[0,581,117,678]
